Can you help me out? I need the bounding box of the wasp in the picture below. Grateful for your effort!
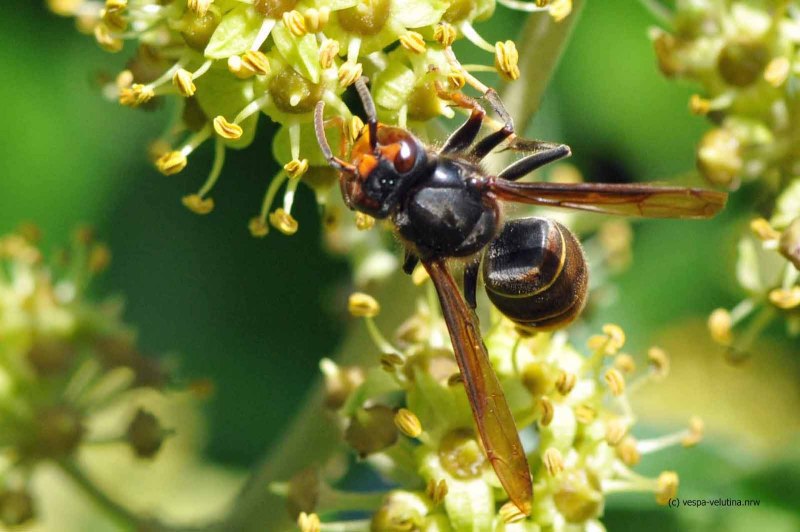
[314,78,727,516]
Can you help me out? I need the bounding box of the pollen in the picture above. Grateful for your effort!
[319,39,340,69]
[182,194,215,215]
[750,217,780,241]
[269,208,299,235]
[768,287,800,310]
[655,471,679,505]
[681,416,704,447]
[494,41,520,81]
[119,84,155,107]
[155,151,188,176]
[297,512,321,532]
[283,10,307,37]
[188,0,213,16]
[543,447,564,477]
[555,370,576,395]
[764,56,790,87]
[604,368,625,396]
[348,292,380,318]
[425,478,448,505]
[284,158,309,179]
[539,396,554,426]
[338,61,363,87]
[616,435,641,466]
[605,418,627,446]
[241,50,271,76]
[708,308,733,346]
[647,347,670,379]
[499,500,526,524]
[400,31,426,54]
[614,353,636,374]
[248,217,269,238]
[394,408,423,438]
[172,69,196,98]
[213,116,243,140]
[447,70,466,89]
[434,23,457,47]
[304,7,330,33]
[689,94,711,116]
[94,24,123,53]
[355,212,375,230]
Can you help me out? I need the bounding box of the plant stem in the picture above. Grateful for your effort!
[488,0,585,174]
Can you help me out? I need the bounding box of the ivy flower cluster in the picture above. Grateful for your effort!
[47,0,572,238]
[0,228,171,527]
[279,289,702,531]
[648,0,800,349]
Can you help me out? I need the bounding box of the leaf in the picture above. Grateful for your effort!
[271,24,321,84]
[393,0,447,28]
[204,4,265,59]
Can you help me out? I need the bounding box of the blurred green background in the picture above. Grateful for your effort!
[1,1,799,530]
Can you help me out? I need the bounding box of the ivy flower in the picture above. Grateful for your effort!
[276,287,702,529]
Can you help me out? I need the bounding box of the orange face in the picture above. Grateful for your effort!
[341,124,423,217]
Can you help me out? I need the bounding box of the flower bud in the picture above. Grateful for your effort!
[344,405,398,456]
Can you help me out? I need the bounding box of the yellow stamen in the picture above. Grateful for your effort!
[283,158,309,179]
[348,292,380,318]
[269,208,299,235]
[425,479,448,505]
[297,512,321,532]
[338,61,363,87]
[155,151,188,176]
[282,10,307,37]
[494,40,520,81]
[394,408,422,438]
[647,347,669,379]
[400,31,426,54]
[543,447,564,477]
[617,435,640,466]
[499,501,526,524]
[213,116,243,140]
[764,57,790,87]
[94,23,123,53]
[304,7,330,33]
[614,353,636,374]
[768,287,800,309]
[750,217,780,241]
[241,50,271,76]
[172,69,196,97]
[248,217,269,238]
[708,308,733,346]
[539,396,554,426]
[433,23,457,47]
[555,371,576,395]
[604,368,626,396]
[182,194,214,215]
[319,39,340,69]
[188,0,213,16]
[655,471,679,505]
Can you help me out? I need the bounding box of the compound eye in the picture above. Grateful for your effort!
[393,140,417,173]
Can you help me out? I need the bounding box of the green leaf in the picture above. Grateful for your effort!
[205,4,265,59]
[393,0,448,28]
[373,62,417,110]
[271,24,321,84]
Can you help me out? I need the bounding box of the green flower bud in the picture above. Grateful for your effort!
[345,405,398,456]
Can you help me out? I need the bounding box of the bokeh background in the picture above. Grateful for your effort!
[1,0,799,530]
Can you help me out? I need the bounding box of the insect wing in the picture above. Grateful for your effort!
[424,259,532,515]
[489,180,727,219]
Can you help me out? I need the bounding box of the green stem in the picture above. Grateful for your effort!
[58,458,144,530]
[488,0,585,174]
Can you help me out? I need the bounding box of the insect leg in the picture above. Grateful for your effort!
[436,84,486,154]
[403,250,420,275]
[497,139,571,181]
[469,89,515,160]
[463,259,480,310]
